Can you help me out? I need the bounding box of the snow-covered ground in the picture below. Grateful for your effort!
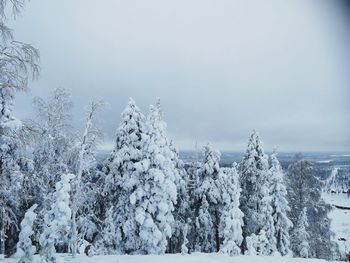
[5,253,339,263]
[323,192,350,257]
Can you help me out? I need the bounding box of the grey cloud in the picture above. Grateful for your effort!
[12,0,350,152]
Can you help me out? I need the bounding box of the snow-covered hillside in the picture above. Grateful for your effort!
[323,193,350,257]
[5,253,339,263]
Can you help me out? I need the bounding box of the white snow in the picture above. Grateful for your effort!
[4,117,22,130]
[330,154,350,157]
[323,193,350,257]
[323,192,350,208]
[4,253,339,263]
[316,160,333,164]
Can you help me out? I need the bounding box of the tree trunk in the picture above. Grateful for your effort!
[71,209,77,257]
[215,209,220,252]
[0,207,5,258]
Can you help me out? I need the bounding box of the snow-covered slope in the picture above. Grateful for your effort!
[323,193,350,257]
[5,253,337,263]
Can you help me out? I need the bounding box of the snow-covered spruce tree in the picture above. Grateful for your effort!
[194,195,214,252]
[245,230,269,256]
[245,234,258,255]
[181,224,189,255]
[260,183,277,255]
[219,165,244,256]
[256,230,270,255]
[185,158,201,251]
[39,173,74,263]
[102,98,148,254]
[91,206,117,256]
[287,154,338,260]
[70,100,103,257]
[239,131,275,253]
[290,207,309,258]
[193,145,221,253]
[14,204,38,263]
[269,149,292,256]
[131,101,178,254]
[167,140,191,254]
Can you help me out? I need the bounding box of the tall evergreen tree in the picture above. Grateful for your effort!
[194,195,213,252]
[167,140,191,254]
[287,154,338,260]
[269,149,292,256]
[239,131,274,252]
[219,165,244,256]
[14,204,38,263]
[103,98,148,254]
[39,173,74,263]
[193,145,221,252]
[91,206,117,256]
[132,101,178,254]
[290,207,309,258]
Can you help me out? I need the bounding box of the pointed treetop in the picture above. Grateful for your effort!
[201,144,221,178]
[147,99,168,137]
[111,97,148,154]
[156,97,162,110]
[270,147,281,168]
[254,131,264,151]
[272,145,278,153]
[123,97,140,115]
[128,97,136,106]
[243,130,267,162]
[148,98,163,122]
[120,97,143,120]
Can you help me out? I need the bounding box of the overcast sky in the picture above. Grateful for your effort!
[11,0,350,152]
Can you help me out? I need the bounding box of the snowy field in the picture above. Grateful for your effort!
[5,253,339,263]
[323,193,350,256]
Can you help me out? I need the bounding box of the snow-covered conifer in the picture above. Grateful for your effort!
[287,154,338,259]
[39,173,74,263]
[219,165,244,256]
[270,149,292,256]
[291,208,309,258]
[194,196,214,253]
[181,224,189,255]
[260,183,276,255]
[133,100,178,254]
[167,140,191,253]
[256,230,270,256]
[193,145,222,252]
[91,206,117,255]
[14,204,38,263]
[103,98,148,253]
[245,234,258,255]
[245,230,269,256]
[239,131,273,250]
